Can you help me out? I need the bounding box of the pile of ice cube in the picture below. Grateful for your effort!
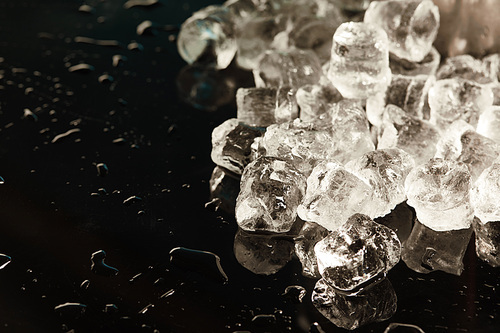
[179,0,500,329]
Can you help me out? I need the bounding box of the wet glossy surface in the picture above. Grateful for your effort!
[0,0,499,332]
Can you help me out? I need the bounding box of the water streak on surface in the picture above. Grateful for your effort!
[169,247,228,283]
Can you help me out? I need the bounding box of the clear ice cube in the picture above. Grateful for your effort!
[345,148,415,219]
[327,22,391,99]
[297,161,371,231]
[401,219,473,275]
[428,78,494,131]
[211,118,265,174]
[235,16,281,70]
[294,221,330,278]
[289,19,339,64]
[435,123,500,181]
[177,5,237,69]
[389,46,440,76]
[470,161,500,224]
[378,104,440,166]
[364,0,440,62]
[472,218,500,267]
[404,158,473,231]
[436,54,496,84]
[296,83,342,123]
[385,74,435,119]
[236,87,298,127]
[312,277,397,330]
[260,118,336,175]
[208,166,241,214]
[253,49,323,89]
[236,156,306,233]
[476,106,500,144]
[314,214,401,292]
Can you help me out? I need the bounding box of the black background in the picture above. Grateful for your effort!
[0,0,498,332]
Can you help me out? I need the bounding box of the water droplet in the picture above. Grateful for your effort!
[123,195,142,206]
[159,289,175,299]
[123,0,160,9]
[0,176,4,185]
[68,63,95,73]
[96,163,109,177]
[103,304,119,314]
[127,42,144,51]
[283,285,307,303]
[78,4,95,14]
[54,303,87,318]
[137,20,158,36]
[251,314,276,326]
[112,55,128,67]
[0,254,11,269]
[169,247,228,283]
[74,36,122,48]
[80,280,90,290]
[138,303,154,314]
[98,74,114,84]
[51,128,81,143]
[129,272,143,284]
[22,108,38,121]
[112,137,127,145]
[383,323,425,333]
[90,250,119,276]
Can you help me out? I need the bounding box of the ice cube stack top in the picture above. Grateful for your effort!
[179,0,500,329]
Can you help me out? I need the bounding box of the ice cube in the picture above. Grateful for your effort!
[211,118,265,174]
[208,166,241,214]
[378,104,440,166]
[327,22,391,99]
[435,123,500,181]
[385,74,435,119]
[253,49,323,89]
[233,228,294,275]
[314,214,401,291]
[294,222,330,278]
[483,53,500,82]
[177,5,237,69]
[312,277,397,330]
[364,0,440,62]
[366,92,386,128]
[436,54,495,84]
[389,46,440,76]
[401,219,473,275]
[329,100,375,164]
[345,148,416,219]
[236,156,306,233]
[236,87,298,127]
[296,83,342,123]
[289,19,339,64]
[428,78,494,131]
[260,118,336,175]
[235,16,281,70]
[470,161,500,224]
[476,106,500,144]
[404,158,473,231]
[472,217,500,267]
[297,161,371,231]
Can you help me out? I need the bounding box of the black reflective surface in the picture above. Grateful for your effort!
[0,0,499,332]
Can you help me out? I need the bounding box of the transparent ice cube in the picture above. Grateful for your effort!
[236,156,306,233]
[404,158,473,231]
[297,161,371,231]
[327,22,391,99]
[364,0,440,62]
[177,5,237,69]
